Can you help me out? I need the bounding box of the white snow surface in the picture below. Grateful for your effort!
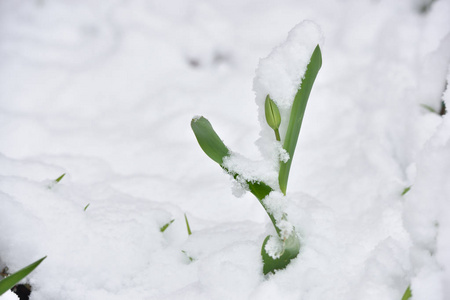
[1,0,450,300]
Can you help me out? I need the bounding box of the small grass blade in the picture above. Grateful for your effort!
[84,203,90,211]
[401,285,412,300]
[184,214,192,236]
[0,256,46,295]
[181,250,194,262]
[54,173,66,183]
[401,186,411,196]
[279,45,322,195]
[420,104,437,113]
[191,117,230,165]
[160,219,175,232]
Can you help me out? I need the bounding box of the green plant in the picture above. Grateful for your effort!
[160,219,175,232]
[0,256,46,296]
[401,285,412,300]
[184,214,192,236]
[401,186,411,196]
[191,45,322,274]
[48,173,66,189]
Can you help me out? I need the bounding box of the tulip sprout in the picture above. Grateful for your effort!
[191,45,322,274]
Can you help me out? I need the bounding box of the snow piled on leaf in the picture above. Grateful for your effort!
[254,20,323,160]
[223,21,322,191]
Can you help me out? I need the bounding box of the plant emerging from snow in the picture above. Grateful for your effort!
[0,256,46,296]
[191,21,322,274]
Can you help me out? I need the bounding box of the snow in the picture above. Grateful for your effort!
[2,291,19,300]
[1,0,450,299]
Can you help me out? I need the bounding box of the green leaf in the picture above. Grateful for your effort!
[261,233,300,275]
[160,219,175,232]
[184,214,192,236]
[401,186,411,196]
[401,286,412,300]
[181,250,194,262]
[247,181,280,236]
[54,173,66,183]
[420,104,436,113]
[279,45,322,195]
[191,117,230,165]
[191,116,280,236]
[84,203,90,211]
[0,256,46,295]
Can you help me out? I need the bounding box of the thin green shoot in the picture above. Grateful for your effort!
[184,214,192,236]
[160,219,175,233]
[421,104,437,113]
[54,173,66,183]
[421,101,446,116]
[181,250,194,262]
[0,256,46,296]
[84,204,90,211]
[401,186,411,196]
[401,286,412,300]
[48,173,66,189]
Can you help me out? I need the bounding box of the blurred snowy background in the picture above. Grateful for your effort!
[1,0,449,299]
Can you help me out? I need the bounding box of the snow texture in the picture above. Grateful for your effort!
[1,0,450,299]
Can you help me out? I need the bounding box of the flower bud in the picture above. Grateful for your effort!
[265,95,281,130]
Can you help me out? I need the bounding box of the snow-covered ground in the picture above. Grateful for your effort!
[1,0,450,299]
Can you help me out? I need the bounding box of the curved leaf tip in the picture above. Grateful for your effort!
[191,116,230,165]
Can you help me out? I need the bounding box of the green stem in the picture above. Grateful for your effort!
[274,129,281,141]
[247,181,281,237]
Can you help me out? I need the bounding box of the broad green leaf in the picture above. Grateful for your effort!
[247,181,273,201]
[191,117,230,165]
[261,233,300,275]
[279,45,322,194]
[160,219,175,232]
[402,286,412,300]
[0,256,46,295]
[191,116,279,233]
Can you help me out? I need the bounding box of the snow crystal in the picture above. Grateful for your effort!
[262,192,295,239]
[275,141,290,163]
[230,175,248,198]
[264,235,284,259]
[222,152,279,189]
[276,220,294,240]
[262,191,286,222]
